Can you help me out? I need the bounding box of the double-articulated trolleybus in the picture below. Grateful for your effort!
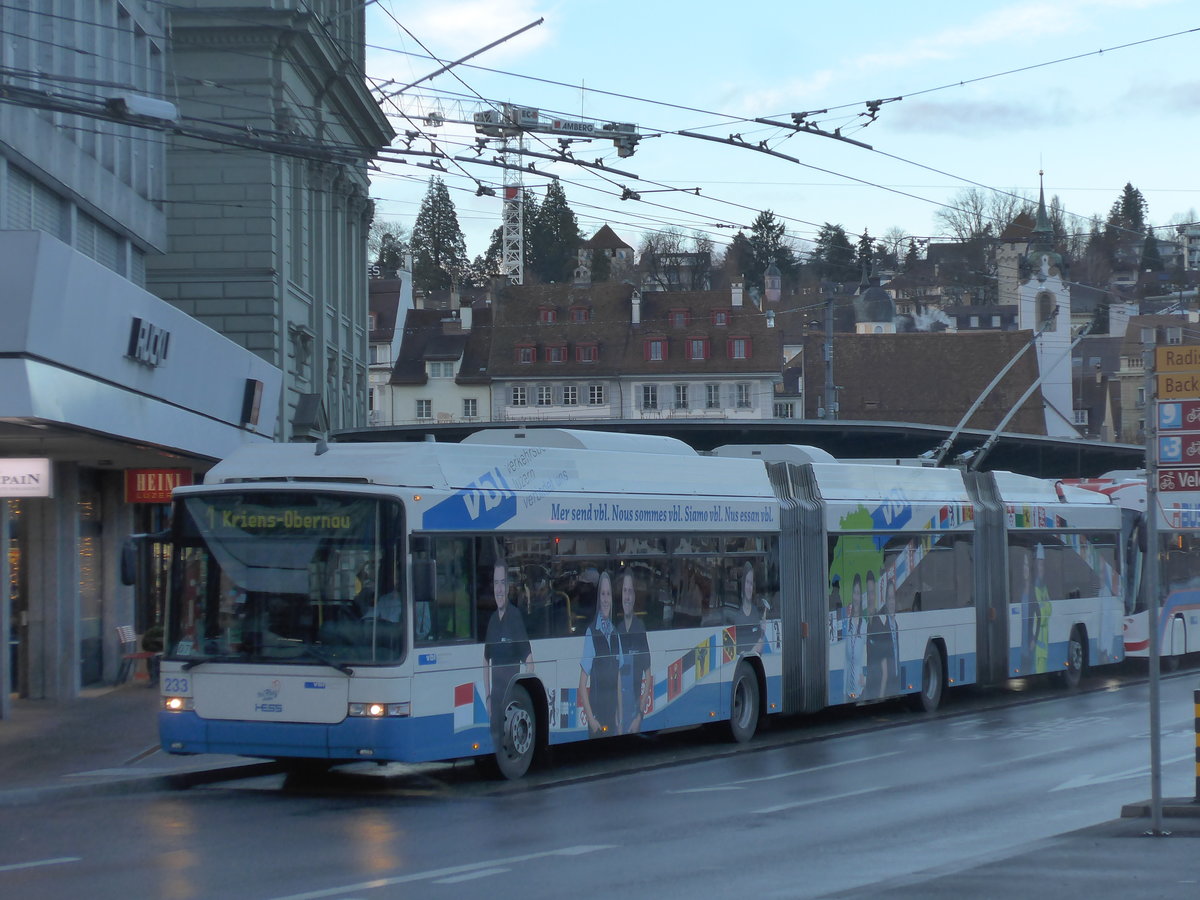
[155,429,1125,778]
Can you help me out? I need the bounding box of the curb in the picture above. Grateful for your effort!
[1120,797,1200,819]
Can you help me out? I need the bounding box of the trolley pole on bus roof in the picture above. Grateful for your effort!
[1143,344,1164,836]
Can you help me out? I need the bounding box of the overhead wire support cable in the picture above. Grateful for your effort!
[676,130,799,164]
[374,18,544,102]
[752,117,873,151]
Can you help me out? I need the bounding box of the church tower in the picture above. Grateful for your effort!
[1015,174,1077,436]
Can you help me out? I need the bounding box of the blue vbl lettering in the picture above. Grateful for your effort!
[423,468,517,529]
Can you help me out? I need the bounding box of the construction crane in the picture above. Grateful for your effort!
[471,103,641,283]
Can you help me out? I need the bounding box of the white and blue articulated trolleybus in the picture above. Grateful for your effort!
[154,429,1125,778]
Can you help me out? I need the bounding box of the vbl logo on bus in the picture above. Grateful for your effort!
[424,467,517,530]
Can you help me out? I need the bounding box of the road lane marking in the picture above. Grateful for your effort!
[755,786,884,814]
[433,867,510,884]
[266,845,616,900]
[668,751,900,793]
[1050,752,1195,791]
[0,857,81,873]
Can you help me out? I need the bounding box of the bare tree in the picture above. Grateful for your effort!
[935,187,1032,242]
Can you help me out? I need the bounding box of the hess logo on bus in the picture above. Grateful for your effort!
[256,680,283,714]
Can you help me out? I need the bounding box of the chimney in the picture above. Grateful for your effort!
[732,280,744,307]
[461,304,473,332]
[631,289,642,325]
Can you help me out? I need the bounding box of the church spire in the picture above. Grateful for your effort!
[1032,170,1053,243]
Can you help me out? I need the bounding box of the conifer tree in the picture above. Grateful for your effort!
[410,177,467,293]
[529,181,580,283]
[746,210,796,291]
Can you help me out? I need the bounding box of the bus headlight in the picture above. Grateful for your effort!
[163,696,193,712]
[348,702,409,718]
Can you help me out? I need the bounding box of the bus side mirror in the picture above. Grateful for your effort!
[120,530,171,586]
[120,538,138,586]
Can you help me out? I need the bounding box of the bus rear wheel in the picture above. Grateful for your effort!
[495,684,538,780]
[728,662,760,743]
[1062,626,1085,689]
[910,642,944,713]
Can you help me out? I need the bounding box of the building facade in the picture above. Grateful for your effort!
[0,2,281,708]
[145,1,394,441]
[488,282,781,422]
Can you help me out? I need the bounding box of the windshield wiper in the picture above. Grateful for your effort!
[181,655,237,671]
[294,646,355,676]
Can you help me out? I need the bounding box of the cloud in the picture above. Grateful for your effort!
[393,1,554,62]
[854,0,1178,72]
[888,99,1078,135]
[719,71,839,116]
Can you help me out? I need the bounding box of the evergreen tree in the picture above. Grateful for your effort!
[810,223,856,283]
[855,229,876,273]
[903,239,921,271]
[474,189,538,281]
[1116,182,1148,231]
[722,230,753,284]
[529,181,580,283]
[410,177,467,293]
[1141,227,1163,272]
[746,210,796,292]
[1104,182,1150,271]
[588,245,611,282]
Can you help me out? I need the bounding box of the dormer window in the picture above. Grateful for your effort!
[538,307,557,324]
[711,309,729,326]
[727,337,751,360]
[546,344,567,363]
[516,343,535,364]
[686,337,709,360]
[644,338,666,361]
[367,313,378,330]
[576,342,598,363]
[570,306,591,323]
[669,309,690,328]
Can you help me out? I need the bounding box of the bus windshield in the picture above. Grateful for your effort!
[167,492,406,667]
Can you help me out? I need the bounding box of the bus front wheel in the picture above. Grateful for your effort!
[728,662,760,743]
[495,684,538,780]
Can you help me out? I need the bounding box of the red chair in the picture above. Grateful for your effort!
[116,625,156,683]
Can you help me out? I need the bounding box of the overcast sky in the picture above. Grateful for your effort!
[365,0,1200,260]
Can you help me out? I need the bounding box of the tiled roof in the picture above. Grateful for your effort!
[801,331,1046,434]
[1119,314,1200,358]
[488,282,781,378]
[389,308,444,385]
[999,211,1036,242]
[390,305,494,385]
[581,224,633,251]
[368,278,403,342]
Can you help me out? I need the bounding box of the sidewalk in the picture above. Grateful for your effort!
[0,682,274,806]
